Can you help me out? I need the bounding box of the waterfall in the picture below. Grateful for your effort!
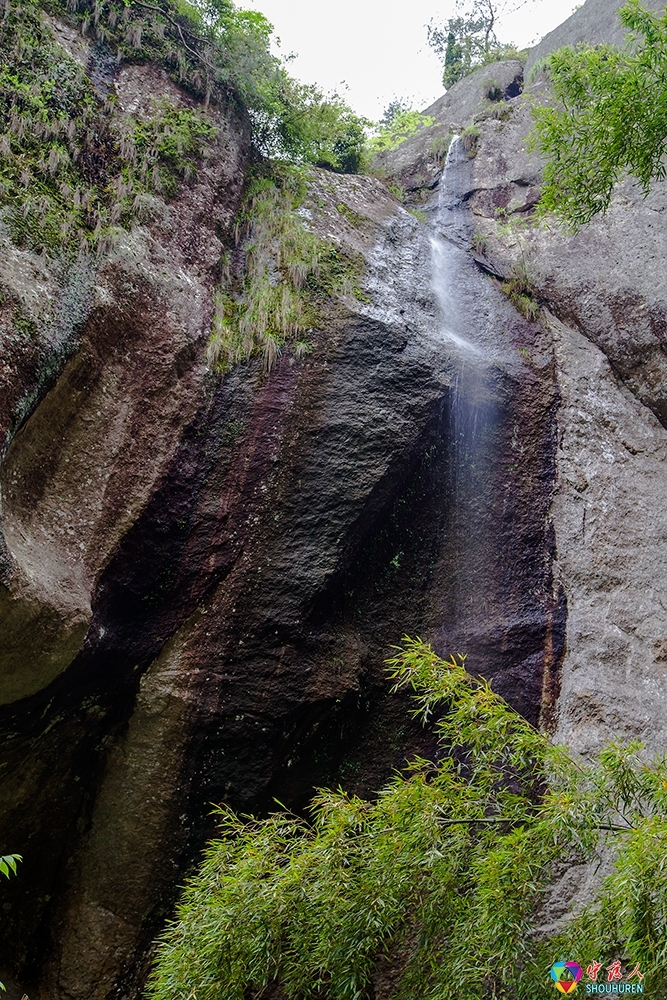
[429,136,481,355]
[429,136,505,665]
[424,134,553,726]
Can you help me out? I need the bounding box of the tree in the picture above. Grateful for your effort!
[248,75,370,172]
[379,98,414,128]
[147,639,667,1000]
[428,0,532,88]
[368,109,435,155]
[532,1,667,228]
[181,0,370,171]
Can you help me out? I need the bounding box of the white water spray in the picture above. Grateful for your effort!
[429,136,481,356]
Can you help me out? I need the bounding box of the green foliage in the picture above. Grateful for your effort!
[255,77,370,173]
[427,0,526,89]
[179,0,371,170]
[148,638,667,1000]
[367,110,435,155]
[0,854,21,880]
[502,262,540,321]
[387,183,406,202]
[471,231,489,255]
[485,78,504,101]
[129,102,218,197]
[460,123,480,157]
[428,133,453,166]
[0,0,220,253]
[379,98,413,128]
[0,0,369,258]
[206,165,365,373]
[531,0,667,228]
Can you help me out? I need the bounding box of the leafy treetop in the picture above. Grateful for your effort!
[367,109,436,155]
[428,0,531,88]
[531,0,667,228]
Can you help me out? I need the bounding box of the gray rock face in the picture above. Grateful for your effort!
[470,98,667,429]
[524,0,666,76]
[549,312,667,756]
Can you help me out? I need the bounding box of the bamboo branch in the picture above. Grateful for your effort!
[436,817,634,832]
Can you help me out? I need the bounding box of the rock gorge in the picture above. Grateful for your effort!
[1,0,666,996]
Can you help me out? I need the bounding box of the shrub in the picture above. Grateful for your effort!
[147,639,667,1000]
[531,1,667,227]
[485,79,504,102]
[502,262,541,321]
[460,123,480,157]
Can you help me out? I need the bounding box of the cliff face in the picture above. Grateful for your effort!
[379,0,667,759]
[1,0,665,996]
[0,19,252,992]
[455,14,667,760]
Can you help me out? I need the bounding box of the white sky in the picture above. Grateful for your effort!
[246,0,580,121]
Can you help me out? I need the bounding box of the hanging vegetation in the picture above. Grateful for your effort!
[207,163,366,372]
[0,0,369,255]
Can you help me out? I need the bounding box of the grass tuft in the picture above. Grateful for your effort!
[207,165,366,373]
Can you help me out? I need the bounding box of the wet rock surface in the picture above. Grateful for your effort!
[2,0,667,994]
[0,145,560,995]
[377,0,667,755]
[0,83,560,1000]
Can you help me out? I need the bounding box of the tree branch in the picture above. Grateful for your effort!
[121,0,219,72]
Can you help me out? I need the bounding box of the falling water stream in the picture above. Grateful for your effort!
[429,137,502,634]
[426,136,546,716]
